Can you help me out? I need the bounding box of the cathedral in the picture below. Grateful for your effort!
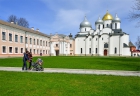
[75,11,131,56]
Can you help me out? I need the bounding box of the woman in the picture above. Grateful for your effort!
[28,52,33,70]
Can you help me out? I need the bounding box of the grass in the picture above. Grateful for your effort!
[0,71,140,96]
[0,56,140,71]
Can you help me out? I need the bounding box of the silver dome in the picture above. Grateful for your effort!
[95,16,103,24]
[113,14,121,22]
[80,16,92,28]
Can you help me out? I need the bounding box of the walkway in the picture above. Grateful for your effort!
[0,67,140,77]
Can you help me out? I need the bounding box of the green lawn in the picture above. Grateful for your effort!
[0,71,140,96]
[0,56,140,71]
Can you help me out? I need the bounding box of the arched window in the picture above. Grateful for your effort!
[98,25,100,29]
[107,24,109,27]
[104,43,108,48]
[81,48,82,54]
[115,23,117,29]
[103,24,104,28]
[85,28,86,31]
[115,47,117,54]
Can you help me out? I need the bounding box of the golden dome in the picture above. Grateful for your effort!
[102,11,113,20]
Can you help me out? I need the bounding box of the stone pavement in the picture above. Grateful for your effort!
[0,67,140,77]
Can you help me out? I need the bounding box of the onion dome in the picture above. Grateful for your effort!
[113,14,121,22]
[95,16,103,24]
[80,16,92,28]
[102,10,113,20]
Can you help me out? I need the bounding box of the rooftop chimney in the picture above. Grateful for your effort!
[31,27,34,30]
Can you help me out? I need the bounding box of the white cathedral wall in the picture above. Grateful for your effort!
[103,20,112,28]
[75,37,86,55]
[109,35,120,56]
[80,27,91,32]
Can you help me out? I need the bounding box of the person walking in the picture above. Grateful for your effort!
[22,51,29,70]
[28,52,33,70]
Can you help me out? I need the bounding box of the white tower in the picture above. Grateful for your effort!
[80,16,92,32]
[95,16,103,30]
[112,14,121,29]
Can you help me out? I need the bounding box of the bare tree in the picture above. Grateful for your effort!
[7,15,29,28]
[7,15,17,24]
[18,18,29,28]
[135,36,140,49]
[128,0,140,27]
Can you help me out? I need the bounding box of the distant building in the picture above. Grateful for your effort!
[75,11,131,56]
[0,20,50,57]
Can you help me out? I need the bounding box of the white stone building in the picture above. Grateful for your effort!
[75,11,131,56]
[49,33,75,56]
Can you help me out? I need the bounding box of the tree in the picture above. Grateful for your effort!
[7,15,29,28]
[18,18,29,28]
[129,0,140,27]
[7,15,17,24]
[135,36,140,49]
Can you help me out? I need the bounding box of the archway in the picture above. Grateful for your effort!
[104,49,107,56]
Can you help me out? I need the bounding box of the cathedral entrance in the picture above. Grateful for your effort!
[55,50,59,56]
[104,49,107,56]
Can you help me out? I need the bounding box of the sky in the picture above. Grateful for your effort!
[0,0,139,44]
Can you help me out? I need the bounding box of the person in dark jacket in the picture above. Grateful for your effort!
[28,52,33,70]
[22,51,29,70]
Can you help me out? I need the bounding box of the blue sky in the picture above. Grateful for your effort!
[0,0,139,44]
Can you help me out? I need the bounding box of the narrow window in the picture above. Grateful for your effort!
[30,38,32,44]
[89,48,91,54]
[70,44,72,48]
[107,24,109,27]
[30,49,32,52]
[25,37,27,43]
[15,47,18,53]
[43,41,45,46]
[96,38,97,41]
[115,23,117,29]
[96,48,98,54]
[40,40,42,46]
[103,24,104,28]
[9,33,12,41]
[9,47,12,53]
[34,49,35,54]
[98,25,100,29]
[2,32,6,40]
[46,50,47,54]
[81,48,82,54]
[37,39,39,45]
[102,38,103,40]
[34,39,35,45]
[2,46,6,53]
[37,50,38,54]
[85,28,86,31]
[21,48,23,53]
[46,41,47,46]
[115,47,117,54]
[56,44,58,47]
[15,35,18,42]
[20,36,23,43]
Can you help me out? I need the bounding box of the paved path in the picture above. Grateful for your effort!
[0,67,140,77]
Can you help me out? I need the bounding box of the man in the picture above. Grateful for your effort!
[22,51,29,70]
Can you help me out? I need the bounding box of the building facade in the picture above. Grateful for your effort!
[0,11,132,57]
[75,11,131,56]
[0,20,50,57]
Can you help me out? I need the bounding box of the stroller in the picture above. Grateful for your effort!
[32,58,44,71]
